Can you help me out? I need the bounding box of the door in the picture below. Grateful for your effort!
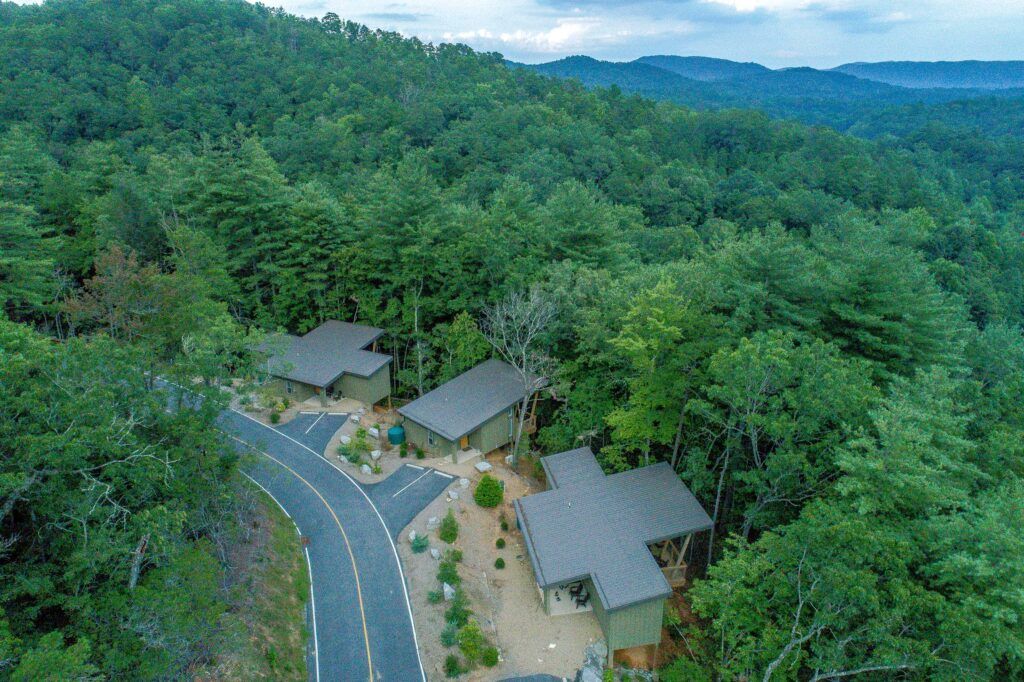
[459,435,470,450]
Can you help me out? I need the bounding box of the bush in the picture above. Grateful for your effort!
[444,654,463,678]
[437,558,460,586]
[495,537,505,549]
[659,657,712,682]
[440,623,459,647]
[457,619,485,664]
[446,548,463,563]
[445,589,471,627]
[499,514,509,532]
[411,535,430,554]
[371,462,382,474]
[399,442,408,458]
[427,590,444,604]
[415,446,425,459]
[269,411,281,424]
[494,557,505,570]
[438,509,459,544]
[338,444,362,465]
[481,646,499,667]
[474,474,503,507]
[663,602,682,629]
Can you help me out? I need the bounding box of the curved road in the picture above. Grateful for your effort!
[219,407,428,682]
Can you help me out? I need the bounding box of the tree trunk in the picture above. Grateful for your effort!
[511,390,531,466]
[128,534,149,590]
[669,404,686,471]
[706,450,730,567]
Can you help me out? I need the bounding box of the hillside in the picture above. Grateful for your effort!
[834,60,1024,89]
[1,1,1023,680]
[634,55,770,81]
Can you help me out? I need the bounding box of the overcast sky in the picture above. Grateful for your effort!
[275,0,1023,67]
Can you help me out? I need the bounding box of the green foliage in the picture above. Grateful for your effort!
[427,590,444,605]
[399,442,408,458]
[662,603,682,630]
[269,411,281,424]
[494,557,505,570]
[495,537,505,549]
[10,631,100,682]
[437,557,461,587]
[474,474,503,507]
[411,535,430,554]
[481,646,499,667]
[444,653,463,678]
[659,657,711,682]
[440,623,459,647]
[446,548,464,563]
[445,589,472,628]
[499,515,509,532]
[457,619,486,665]
[415,447,426,460]
[438,509,459,544]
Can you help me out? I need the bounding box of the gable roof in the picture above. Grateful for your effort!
[261,320,391,387]
[398,359,528,441]
[515,449,712,612]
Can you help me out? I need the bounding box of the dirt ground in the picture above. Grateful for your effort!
[397,450,604,681]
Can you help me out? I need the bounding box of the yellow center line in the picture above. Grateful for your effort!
[226,433,374,681]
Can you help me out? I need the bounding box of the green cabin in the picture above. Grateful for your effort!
[398,359,530,463]
[514,447,713,666]
[260,320,391,407]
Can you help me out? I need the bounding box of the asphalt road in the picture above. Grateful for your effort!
[219,407,434,682]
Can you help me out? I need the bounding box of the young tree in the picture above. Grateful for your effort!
[481,287,556,464]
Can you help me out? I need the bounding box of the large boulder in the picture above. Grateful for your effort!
[474,461,493,473]
[360,463,372,475]
[443,583,457,601]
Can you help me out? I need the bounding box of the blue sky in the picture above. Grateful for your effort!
[275,0,1024,67]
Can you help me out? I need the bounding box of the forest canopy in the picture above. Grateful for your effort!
[1,0,1022,679]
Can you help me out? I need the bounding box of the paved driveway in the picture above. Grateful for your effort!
[275,411,349,455]
[219,408,428,682]
[364,464,456,538]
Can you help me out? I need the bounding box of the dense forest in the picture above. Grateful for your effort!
[1,0,1022,679]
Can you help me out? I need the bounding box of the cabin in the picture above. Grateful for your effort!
[397,359,534,463]
[260,320,391,406]
[514,447,712,666]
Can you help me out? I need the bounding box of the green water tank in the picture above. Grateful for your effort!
[387,424,406,445]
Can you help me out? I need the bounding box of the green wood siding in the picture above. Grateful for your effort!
[468,409,513,454]
[266,378,315,403]
[338,365,390,405]
[586,580,663,651]
[403,419,457,459]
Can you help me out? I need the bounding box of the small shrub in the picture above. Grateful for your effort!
[446,548,463,563]
[338,444,362,465]
[438,509,459,544]
[494,557,505,570]
[411,535,430,554]
[372,462,382,475]
[495,537,505,549]
[269,411,281,424]
[499,514,509,532]
[659,657,712,682]
[457,619,485,664]
[440,623,459,647]
[445,589,471,627]
[399,442,408,458]
[474,474,503,508]
[481,646,499,667]
[415,446,425,459]
[444,654,463,678]
[603,670,615,682]
[281,397,291,408]
[427,590,444,604]
[437,558,460,586]
[663,602,682,629]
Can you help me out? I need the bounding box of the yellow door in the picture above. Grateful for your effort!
[459,435,470,450]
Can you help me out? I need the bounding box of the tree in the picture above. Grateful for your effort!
[0,200,54,317]
[481,287,556,464]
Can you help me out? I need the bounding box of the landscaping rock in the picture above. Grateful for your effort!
[505,455,514,465]
[340,435,351,445]
[458,477,470,488]
[368,427,380,439]
[443,582,457,601]
[426,516,440,530]
[370,449,382,461]
[474,461,493,473]
[408,529,417,543]
[360,464,371,475]
[447,490,459,501]
[351,415,360,423]
[430,548,441,560]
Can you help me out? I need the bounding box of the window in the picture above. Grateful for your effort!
[427,431,436,446]
[285,381,294,394]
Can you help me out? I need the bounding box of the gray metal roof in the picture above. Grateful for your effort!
[397,359,527,441]
[541,447,606,489]
[262,320,391,387]
[515,451,712,612]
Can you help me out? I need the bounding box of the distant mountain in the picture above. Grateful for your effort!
[833,61,1024,89]
[634,55,769,82]
[510,55,1024,138]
